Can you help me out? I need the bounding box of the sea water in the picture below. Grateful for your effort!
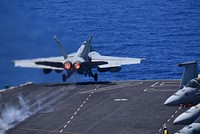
[0,0,200,88]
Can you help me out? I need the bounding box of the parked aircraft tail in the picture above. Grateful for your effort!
[178,61,198,88]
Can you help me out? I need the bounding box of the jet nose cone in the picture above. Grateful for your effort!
[173,113,191,125]
[164,95,181,106]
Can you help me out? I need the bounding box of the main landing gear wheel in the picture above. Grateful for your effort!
[62,74,67,82]
[94,73,98,81]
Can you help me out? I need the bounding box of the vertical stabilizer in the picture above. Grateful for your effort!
[54,35,68,59]
[178,61,198,88]
[78,35,93,61]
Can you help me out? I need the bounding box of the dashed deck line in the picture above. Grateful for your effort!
[19,127,80,134]
[156,106,182,134]
[59,85,99,133]
[79,82,143,94]
[151,82,159,87]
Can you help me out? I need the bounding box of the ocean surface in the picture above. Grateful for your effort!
[0,0,200,89]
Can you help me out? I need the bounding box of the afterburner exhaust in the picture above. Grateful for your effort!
[73,61,81,70]
[64,61,72,70]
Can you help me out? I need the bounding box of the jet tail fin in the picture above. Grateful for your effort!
[78,35,93,60]
[178,61,198,88]
[54,35,68,59]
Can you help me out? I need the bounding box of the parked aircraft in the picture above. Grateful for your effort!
[174,103,200,125]
[164,61,200,133]
[175,117,200,134]
[164,61,199,106]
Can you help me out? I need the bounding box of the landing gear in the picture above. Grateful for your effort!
[93,73,98,81]
[62,70,98,82]
[88,71,98,81]
[62,74,67,82]
[88,70,98,81]
[62,70,75,82]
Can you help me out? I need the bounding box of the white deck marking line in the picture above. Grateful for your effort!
[143,89,148,92]
[160,82,164,86]
[0,82,33,93]
[165,81,180,84]
[79,82,142,94]
[74,112,77,115]
[154,85,178,87]
[159,128,162,132]
[59,85,99,133]
[144,88,177,92]
[156,106,181,134]
[151,82,159,87]
[114,99,128,101]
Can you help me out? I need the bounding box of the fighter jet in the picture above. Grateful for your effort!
[164,61,199,106]
[173,103,200,125]
[14,35,144,81]
[164,78,200,106]
[163,61,200,132]
[175,117,200,134]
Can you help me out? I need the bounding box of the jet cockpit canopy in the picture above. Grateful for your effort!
[186,78,200,88]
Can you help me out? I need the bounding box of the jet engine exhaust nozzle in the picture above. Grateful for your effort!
[74,61,81,70]
[64,61,72,70]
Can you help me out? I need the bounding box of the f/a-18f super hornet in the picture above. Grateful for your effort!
[163,61,200,133]
[175,117,200,134]
[164,61,199,106]
[14,35,144,81]
[173,103,200,125]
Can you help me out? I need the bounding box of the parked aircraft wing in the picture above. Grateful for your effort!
[13,56,65,70]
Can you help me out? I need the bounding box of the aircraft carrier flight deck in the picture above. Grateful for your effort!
[1,80,185,134]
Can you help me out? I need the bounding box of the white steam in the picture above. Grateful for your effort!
[0,96,32,134]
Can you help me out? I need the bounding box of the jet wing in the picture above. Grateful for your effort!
[89,52,144,69]
[13,56,65,70]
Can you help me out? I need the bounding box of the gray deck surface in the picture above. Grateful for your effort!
[0,80,186,134]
